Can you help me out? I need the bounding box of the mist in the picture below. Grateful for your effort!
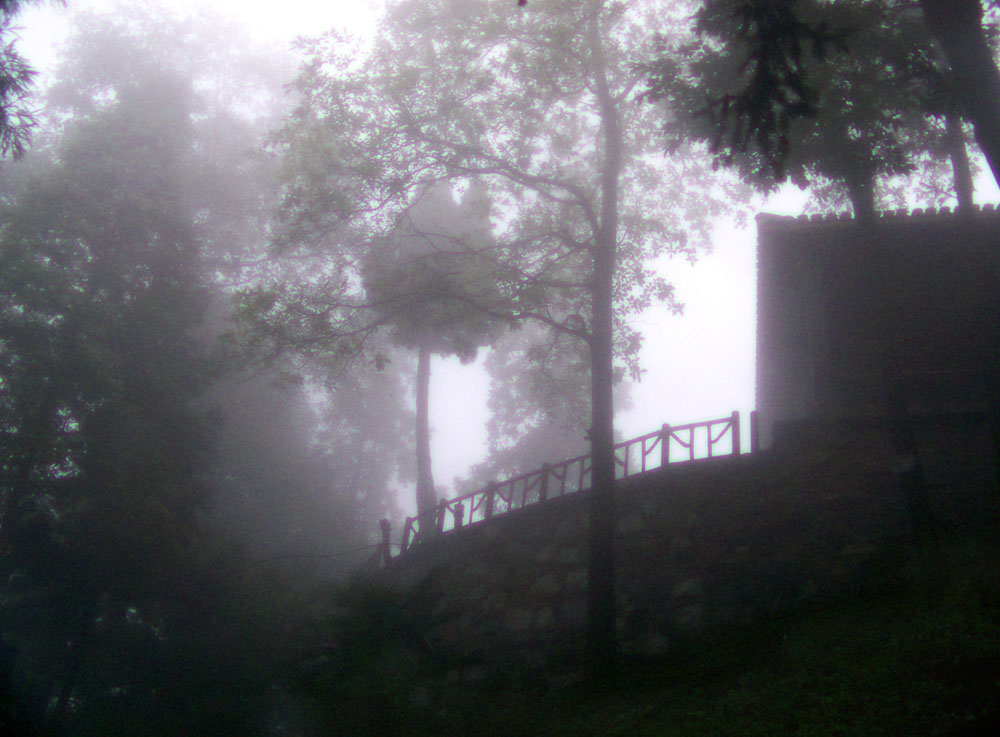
[2,1,999,735]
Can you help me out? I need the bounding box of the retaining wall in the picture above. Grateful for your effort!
[383,421,995,671]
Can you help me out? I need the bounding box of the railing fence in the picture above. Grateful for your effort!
[385,410,758,561]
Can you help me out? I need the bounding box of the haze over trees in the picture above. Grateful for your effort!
[0,5,411,734]
[3,0,995,732]
[254,0,743,674]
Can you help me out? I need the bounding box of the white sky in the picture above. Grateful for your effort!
[14,0,999,510]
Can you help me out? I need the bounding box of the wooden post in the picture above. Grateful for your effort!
[750,410,760,453]
[379,518,391,565]
[660,423,671,467]
[485,482,496,519]
[731,410,741,456]
[401,517,413,552]
[453,501,465,529]
[539,463,550,502]
[436,498,446,533]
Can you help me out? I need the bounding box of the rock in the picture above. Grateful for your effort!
[565,567,588,592]
[674,604,703,629]
[504,608,533,632]
[617,511,645,534]
[556,546,584,565]
[535,544,556,563]
[534,607,554,629]
[530,573,561,597]
[672,577,702,599]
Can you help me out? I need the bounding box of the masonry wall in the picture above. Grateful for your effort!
[756,207,1000,449]
[381,426,982,672]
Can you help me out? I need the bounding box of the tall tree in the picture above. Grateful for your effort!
[457,322,633,495]
[652,0,1000,193]
[0,0,51,160]
[362,181,502,518]
[0,8,309,734]
[265,0,738,675]
[647,0,987,538]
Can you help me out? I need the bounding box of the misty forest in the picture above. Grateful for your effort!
[2,0,1000,735]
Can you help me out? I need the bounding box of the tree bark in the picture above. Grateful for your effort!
[920,0,1000,188]
[920,0,1000,501]
[415,343,437,520]
[585,1,622,682]
[945,115,974,214]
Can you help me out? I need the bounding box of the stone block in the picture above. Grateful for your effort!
[674,603,703,629]
[672,577,702,599]
[534,607,554,630]
[483,591,508,613]
[617,511,645,534]
[565,567,588,592]
[559,597,587,626]
[535,544,556,563]
[530,573,562,597]
[556,546,584,565]
[504,608,533,632]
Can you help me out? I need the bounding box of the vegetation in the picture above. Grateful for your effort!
[1,0,997,734]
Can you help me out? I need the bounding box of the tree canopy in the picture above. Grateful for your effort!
[259,0,744,675]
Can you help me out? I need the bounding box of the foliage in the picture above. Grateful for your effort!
[0,1,50,160]
[268,0,747,669]
[268,0,735,367]
[363,181,505,362]
[0,7,320,735]
[645,0,969,211]
[291,573,451,736]
[458,322,633,492]
[398,541,1000,737]
[206,358,413,578]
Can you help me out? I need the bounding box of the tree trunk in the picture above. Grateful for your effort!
[921,1,1000,500]
[585,1,623,682]
[920,0,1000,188]
[945,115,974,214]
[414,343,436,520]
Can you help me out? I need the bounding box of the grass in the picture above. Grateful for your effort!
[428,538,1000,737]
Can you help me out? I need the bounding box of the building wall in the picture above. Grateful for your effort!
[756,207,1000,448]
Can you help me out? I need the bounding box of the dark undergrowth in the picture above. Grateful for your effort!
[379,537,1000,737]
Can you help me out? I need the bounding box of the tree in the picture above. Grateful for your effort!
[647,0,990,539]
[266,0,738,676]
[650,0,1000,194]
[0,62,218,733]
[362,181,503,518]
[920,0,1000,187]
[0,8,312,734]
[647,0,971,214]
[457,322,633,494]
[0,0,52,160]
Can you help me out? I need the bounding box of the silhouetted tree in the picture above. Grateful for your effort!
[263,0,739,678]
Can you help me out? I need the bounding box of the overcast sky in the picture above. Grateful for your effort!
[14,0,998,505]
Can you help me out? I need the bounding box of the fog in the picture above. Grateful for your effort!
[2,0,998,734]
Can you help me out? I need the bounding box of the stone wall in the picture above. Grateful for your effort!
[756,207,1000,449]
[381,427,968,671]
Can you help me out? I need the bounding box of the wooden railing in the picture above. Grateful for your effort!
[389,410,757,558]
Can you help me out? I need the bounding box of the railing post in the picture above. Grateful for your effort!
[485,482,496,519]
[453,501,465,529]
[660,423,671,467]
[436,498,446,533]
[401,517,413,552]
[539,463,550,502]
[379,518,392,565]
[750,410,760,453]
[731,410,741,456]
